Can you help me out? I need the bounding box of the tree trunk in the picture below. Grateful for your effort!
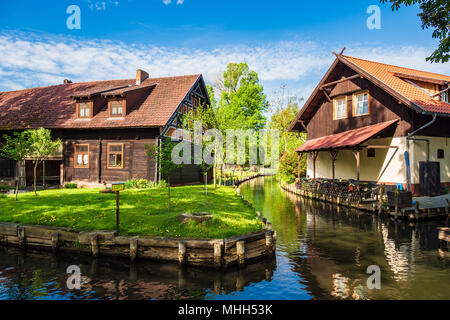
[213,164,217,189]
[33,161,38,196]
[15,179,19,201]
[168,177,171,211]
[204,173,207,195]
[42,160,46,189]
[219,165,223,186]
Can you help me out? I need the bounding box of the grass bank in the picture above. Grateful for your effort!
[0,185,263,239]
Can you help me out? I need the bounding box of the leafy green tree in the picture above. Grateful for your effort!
[269,85,306,183]
[146,140,182,211]
[380,0,449,63]
[216,63,269,131]
[27,128,61,196]
[0,131,32,201]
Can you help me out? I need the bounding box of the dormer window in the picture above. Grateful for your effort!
[77,101,92,119]
[109,99,125,117]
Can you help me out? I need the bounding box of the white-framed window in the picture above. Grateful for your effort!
[353,92,369,116]
[77,101,92,119]
[333,97,347,120]
[74,144,89,168]
[442,91,449,103]
[109,99,125,117]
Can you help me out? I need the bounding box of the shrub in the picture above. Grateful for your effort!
[65,183,77,189]
[137,179,149,189]
[155,180,168,188]
[125,179,138,189]
[0,185,13,191]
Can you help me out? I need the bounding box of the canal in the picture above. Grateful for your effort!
[0,176,449,300]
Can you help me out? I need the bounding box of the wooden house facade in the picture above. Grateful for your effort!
[0,70,210,187]
[289,53,450,196]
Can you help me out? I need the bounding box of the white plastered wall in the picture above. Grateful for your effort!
[306,137,408,184]
[410,136,450,184]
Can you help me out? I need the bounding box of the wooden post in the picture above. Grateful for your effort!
[352,149,360,189]
[116,191,120,232]
[394,189,399,219]
[178,242,186,266]
[415,201,420,220]
[236,241,245,266]
[265,231,274,256]
[90,234,99,258]
[329,150,338,183]
[51,233,59,253]
[18,226,25,249]
[130,238,138,262]
[214,242,223,268]
[312,151,319,183]
[59,163,64,186]
[378,185,385,216]
[298,152,303,180]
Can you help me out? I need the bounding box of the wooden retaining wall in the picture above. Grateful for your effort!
[281,183,450,221]
[0,223,275,268]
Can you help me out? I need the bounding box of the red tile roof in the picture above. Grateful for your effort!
[296,120,398,152]
[0,74,201,130]
[342,55,450,115]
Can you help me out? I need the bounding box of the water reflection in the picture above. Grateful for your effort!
[240,177,450,300]
[0,246,277,300]
[0,176,449,300]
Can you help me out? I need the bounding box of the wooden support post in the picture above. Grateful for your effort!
[265,231,274,256]
[378,185,385,216]
[236,241,245,266]
[59,163,64,186]
[352,149,360,189]
[130,238,138,262]
[311,151,319,183]
[116,191,120,232]
[415,202,420,220]
[18,226,25,249]
[178,242,187,266]
[298,152,303,180]
[214,242,223,268]
[394,189,399,220]
[90,234,99,258]
[329,150,338,183]
[51,232,59,254]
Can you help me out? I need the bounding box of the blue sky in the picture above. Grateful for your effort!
[0,0,448,104]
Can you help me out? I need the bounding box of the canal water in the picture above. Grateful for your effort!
[0,176,449,300]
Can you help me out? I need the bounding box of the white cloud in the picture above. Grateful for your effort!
[88,0,119,11]
[163,0,185,5]
[0,33,448,106]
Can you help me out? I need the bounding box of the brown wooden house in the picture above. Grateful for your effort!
[289,52,450,196]
[0,69,210,187]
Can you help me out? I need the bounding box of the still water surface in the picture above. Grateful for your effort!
[1,176,449,300]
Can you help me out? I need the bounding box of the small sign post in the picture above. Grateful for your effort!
[111,183,125,231]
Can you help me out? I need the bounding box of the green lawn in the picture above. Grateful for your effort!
[0,185,263,239]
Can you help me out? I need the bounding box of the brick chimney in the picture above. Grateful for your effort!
[136,69,149,85]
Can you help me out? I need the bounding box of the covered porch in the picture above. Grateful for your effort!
[295,120,400,203]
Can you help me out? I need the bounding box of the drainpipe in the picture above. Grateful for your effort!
[406,113,437,191]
